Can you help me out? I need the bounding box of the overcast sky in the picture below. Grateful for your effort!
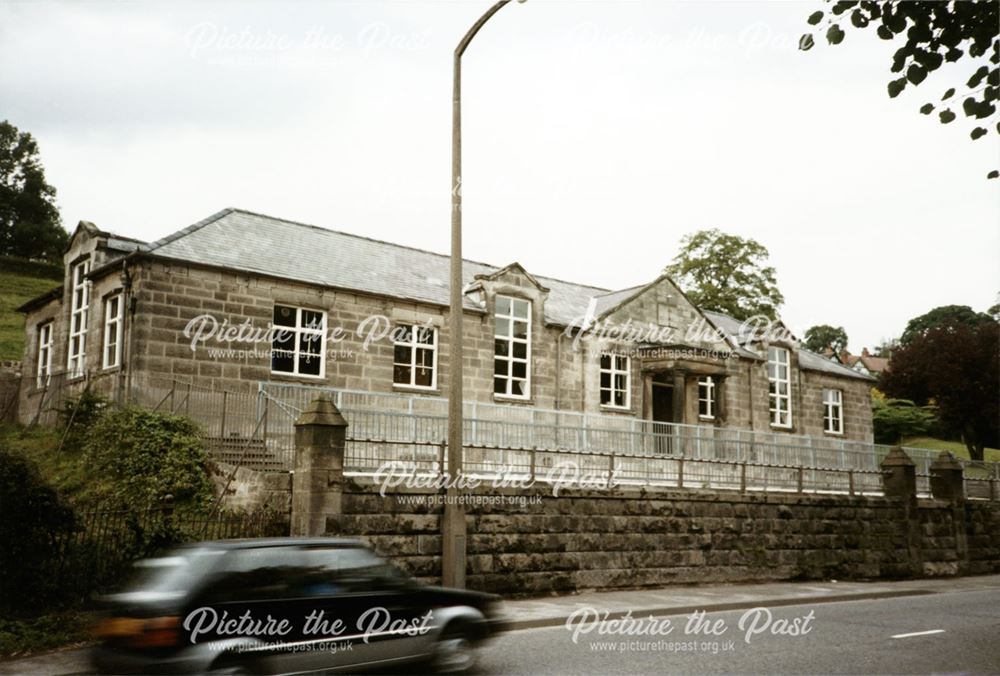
[2,0,997,351]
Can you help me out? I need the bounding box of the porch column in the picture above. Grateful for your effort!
[672,372,685,424]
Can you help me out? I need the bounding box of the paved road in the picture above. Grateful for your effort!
[4,586,998,675]
[476,589,1000,675]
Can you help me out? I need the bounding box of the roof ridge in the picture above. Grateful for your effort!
[148,208,236,251]
[206,208,613,293]
[594,283,645,298]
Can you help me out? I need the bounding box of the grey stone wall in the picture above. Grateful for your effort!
[209,461,292,515]
[327,479,1000,594]
[19,254,874,442]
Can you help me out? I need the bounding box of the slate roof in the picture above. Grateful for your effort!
[23,207,868,383]
[702,311,874,381]
[147,209,610,326]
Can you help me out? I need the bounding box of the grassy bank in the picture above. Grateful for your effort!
[0,256,62,361]
[902,436,1000,463]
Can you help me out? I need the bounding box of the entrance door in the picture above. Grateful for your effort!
[652,384,674,424]
[651,383,674,454]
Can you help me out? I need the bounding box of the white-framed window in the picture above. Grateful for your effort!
[823,388,844,435]
[698,376,716,420]
[767,346,792,428]
[493,295,531,398]
[393,324,437,389]
[271,305,325,378]
[36,322,53,387]
[102,292,124,369]
[67,258,91,377]
[599,353,630,409]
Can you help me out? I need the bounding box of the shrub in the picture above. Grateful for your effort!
[0,448,78,613]
[83,407,213,510]
[872,397,939,445]
[58,389,109,453]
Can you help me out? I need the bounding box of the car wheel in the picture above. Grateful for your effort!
[432,623,477,673]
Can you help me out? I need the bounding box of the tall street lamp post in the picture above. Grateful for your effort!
[444,0,522,588]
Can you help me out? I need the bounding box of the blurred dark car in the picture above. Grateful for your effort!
[90,537,507,674]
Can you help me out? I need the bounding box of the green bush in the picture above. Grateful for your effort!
[873,398,940,445]
[58,389,109,453]
[83,407,213,510]
[0,448,78,612]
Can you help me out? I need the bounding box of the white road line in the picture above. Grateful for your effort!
[891,629,946,639]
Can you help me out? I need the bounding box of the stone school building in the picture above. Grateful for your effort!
[17,208,874,442]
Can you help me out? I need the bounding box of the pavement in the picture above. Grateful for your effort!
[497,575,997,630]
[3,574,1000,675]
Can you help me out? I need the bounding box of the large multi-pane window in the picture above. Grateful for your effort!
[393,325,436,389]
[767,346,791,428]
[271,305,325,377]
[67,258,91,377]
[36,323,53,387]
[823,388,844,434]
[599,353,630,409]
[103,292,124,369]
[698,376,716,420]
[493,296,530,398]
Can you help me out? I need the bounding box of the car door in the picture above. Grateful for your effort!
[294,545,434,671]
[190,545,367,673]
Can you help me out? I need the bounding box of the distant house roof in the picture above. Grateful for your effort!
[798,348,875,381]
[823,347,888,376]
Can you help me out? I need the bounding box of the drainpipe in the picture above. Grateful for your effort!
[120,260,135,405]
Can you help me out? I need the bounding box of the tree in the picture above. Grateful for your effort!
[803,324,849,353]
[800,1,999,179]
[0,120,68,262]
[665,229,785,321]
[871,396,939,445]
[880,322,999,460]
[873,336,899,358]
[899,304,994,345]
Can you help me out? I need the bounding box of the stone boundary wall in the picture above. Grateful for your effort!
[327,478,1000,595]
[209,461,291,516]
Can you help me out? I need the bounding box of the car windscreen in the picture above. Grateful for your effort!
[127,547,224,594]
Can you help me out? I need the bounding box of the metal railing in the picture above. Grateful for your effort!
[127,379,1000,500]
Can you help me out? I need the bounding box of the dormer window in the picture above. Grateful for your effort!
[494,295,531,399]
[67,257,91,377]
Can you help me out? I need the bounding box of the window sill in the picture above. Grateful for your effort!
[600,405,633,414]
[698,415,716,422]
[270,371,326,383]
[392,384,440,395]
[769,423,793,431]
[823,430,844,437]
[493,394,533,405]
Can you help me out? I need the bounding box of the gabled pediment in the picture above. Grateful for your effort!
[474,262,550,294]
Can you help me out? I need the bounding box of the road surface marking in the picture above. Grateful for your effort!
[891,629,945,639]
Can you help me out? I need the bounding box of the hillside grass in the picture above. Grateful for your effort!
[902,436,1000,463]
[0,256,62,361]
[0,423,113,507]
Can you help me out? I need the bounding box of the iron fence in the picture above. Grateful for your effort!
[126,380,1000,501]
[26,503,289,607]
